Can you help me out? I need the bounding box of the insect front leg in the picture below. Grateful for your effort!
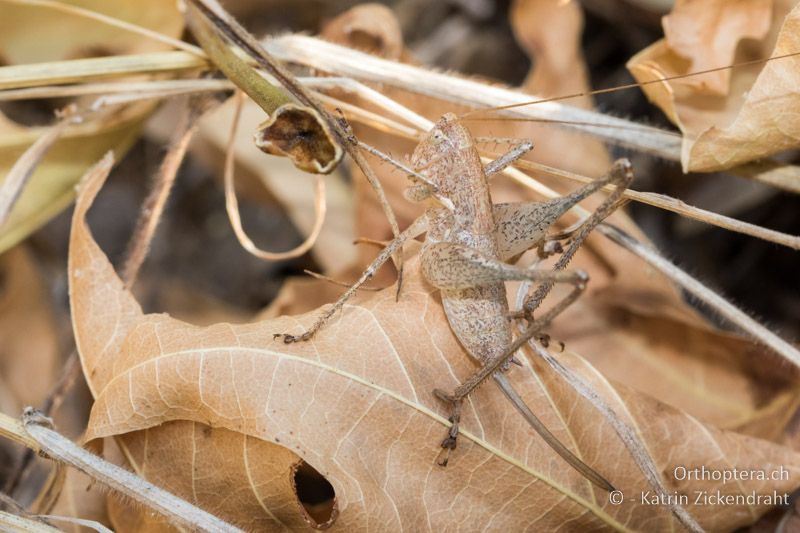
[479,138,534,177]
[275,214,428,343]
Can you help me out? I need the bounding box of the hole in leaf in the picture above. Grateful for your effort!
[292,460,337,529]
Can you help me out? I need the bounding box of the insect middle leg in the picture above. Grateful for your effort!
[494,158,634,262]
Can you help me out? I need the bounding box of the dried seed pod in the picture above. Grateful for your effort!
[254,103,343,174]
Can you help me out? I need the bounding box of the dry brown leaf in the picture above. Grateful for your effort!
[550,288,800,438]
[318,3,405,60]
[70,149,800,532]
[258,266,367,321]
[471,2,800,439]
[0,0,185,252]
[662,0,772,96]
[0,246,59,416]
[511,0,593,105]
[628,0,800,171]
[504,1,800,444]
[263,256,800,449]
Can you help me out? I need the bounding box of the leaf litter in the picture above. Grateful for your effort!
[0,0,799,531]
[70,154,800,531]
[628,0,800,172]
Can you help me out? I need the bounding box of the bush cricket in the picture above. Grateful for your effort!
[277,112,632,491]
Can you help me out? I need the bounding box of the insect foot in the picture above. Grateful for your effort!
[433,388,463,467]
[273,332,312,343]
[537,240,564,259]
[609,158,634,185]
[574,270,589,290]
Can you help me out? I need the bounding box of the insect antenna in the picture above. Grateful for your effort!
[459,50,800,119]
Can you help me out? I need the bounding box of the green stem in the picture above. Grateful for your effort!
[185,3,291,114]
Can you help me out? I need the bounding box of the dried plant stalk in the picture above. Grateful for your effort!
[0,412,38,451]
[16,408,243,533]
[0,110,76,226]
[599,224,800,369]
[0,52,206,90]
[2,29,794,188]
[506,159,800,250]
[267,34,800,192]
[121,96,214,286]
[525,341,704,533]
[185,5,290,113]
[0,510,61,533]
[309,80,800,251]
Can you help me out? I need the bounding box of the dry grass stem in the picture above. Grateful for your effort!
[38,515,112,533]
[269,35,681,157]
[506,158,800,250]
[21,408,244,533]
[304,77,431,129]
[121,97,211,286]
[0,79,232,101]
[306,81,800,252]
[88,87,226,110]
[0,52,206,91]
[27,463,65,516]
[0,19,796,192]
[225,92,327,260]
[314,91,421,140]
[0,411,39,451]
[600,224,800,369]
[267,34,800,191]
[0,110,76,226]
[525,340,704,533]
[0,510,61,533]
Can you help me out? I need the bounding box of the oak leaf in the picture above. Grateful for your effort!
[628,0,800,172]
[662,0,772,96]
[70,155,800,532]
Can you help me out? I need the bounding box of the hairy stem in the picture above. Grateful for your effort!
[17,409,243,533]
[599,224,800,369]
